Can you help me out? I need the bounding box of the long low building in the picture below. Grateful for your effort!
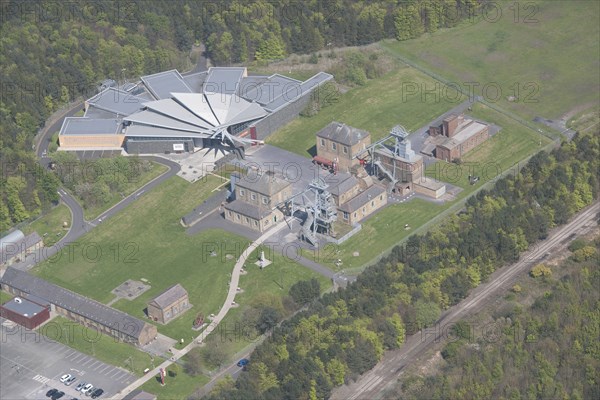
[0,267,157,345]
[60,67,333,154]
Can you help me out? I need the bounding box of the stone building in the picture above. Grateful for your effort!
[147,284,190,324]
[315,122,371,173]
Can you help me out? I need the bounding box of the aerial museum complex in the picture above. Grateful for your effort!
[1,65,493,398]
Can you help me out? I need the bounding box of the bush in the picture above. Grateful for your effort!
[530,264,552,278]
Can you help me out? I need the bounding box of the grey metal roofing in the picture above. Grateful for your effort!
[339,185,386,213]
[148,284,188,309]
[1,232,42,259]
[124,110,206,133]
[1,296,46,317]
[84,107,119,120]
[244,74,301,106]
[203,67,246,94]
[87,87,148,116]
[234,171,291,196]
[141,69,192,99]
[183,71,208,92]
[224,199,272,220]
[327,175,359,197]
[264,72,333,111]
[316,121,370,146]
[238,76,269,98]
[142,99,213,129]
[124,124,209,138]
[0,267,152,340]
[1,230,24,253]
[374,144,422,164]
[59,118,121,136]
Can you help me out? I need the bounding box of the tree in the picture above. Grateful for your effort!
[289,278,321,305]
[185,348,203,376]
[201,342,228,369]
[255,37,286,63]
[256,307,281,334]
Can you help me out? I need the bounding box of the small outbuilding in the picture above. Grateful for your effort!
[0,295,50,329]
[147,284,190,324]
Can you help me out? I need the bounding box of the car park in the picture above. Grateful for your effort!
[59,374,72,383]
[65,376,77,386]
[91,388,104,399]
[81,384,94,396]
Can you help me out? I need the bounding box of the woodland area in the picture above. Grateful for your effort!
[396,235,600,400]
[205,130,599,400]
[0,0,480,232]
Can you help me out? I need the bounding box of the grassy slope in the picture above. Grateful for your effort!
[266,66,459,157]
[380,0,600,119]
[22,203,71,246]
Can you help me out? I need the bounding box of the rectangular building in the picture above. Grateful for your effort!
[0,268,157,345]
[0,296,50,329]
[147,284,190,324]
[316,122,371,173]
[430,114,490,161]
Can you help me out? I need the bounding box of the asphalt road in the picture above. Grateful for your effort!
[330,201,600,400]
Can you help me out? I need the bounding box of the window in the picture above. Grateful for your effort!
[353,212,357,218]
[227,211,232,217]
[320,138,325,147]
[236,214,240,220]
[380,195,383,201]
[262,197,268,205]
[245,217,249,223]
[265,219,269,226]
[254,221,258,227]
[371,201,374,207]
[332,142,337,150]
[343,146,348,154]
[251,193,256,200]
[239,189,245,197]
[362,207,366,213]
[343,211,349,220]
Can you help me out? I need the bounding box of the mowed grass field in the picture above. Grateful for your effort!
[32,174,332,343]
[380,0,600,119]
[266,66,460,157]
[22,203,71,246]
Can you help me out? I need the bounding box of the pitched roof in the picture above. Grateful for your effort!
[316,122,370,146]
[338,185,386,213]
[327,175,359,197]
[148,284,188,309]
[224,199,272,220]
[0,268,154,341]
[233,171,291,197]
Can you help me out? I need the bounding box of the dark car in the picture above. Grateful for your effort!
[46,389,58,397]
[91,389,104,399]
[51,391,65,400]
[237,358,249,367]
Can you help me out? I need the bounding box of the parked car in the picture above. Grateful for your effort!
[75,382,86,392]
[59,374,72,383]
[81,384,94,396]
[51,391,65,400]
[91,389,104,399]
[46,389,58,397]
[237,358,249,367]
[65,376,77,386]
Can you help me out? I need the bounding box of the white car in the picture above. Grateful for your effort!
[59,374,72,383]
[81,384,94,396]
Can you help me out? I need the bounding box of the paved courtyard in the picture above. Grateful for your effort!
[1,318,135,400]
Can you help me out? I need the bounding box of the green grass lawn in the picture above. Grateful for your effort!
[32,176,245,339]
[140,363,209,400]
[22,204,71,247]
[39,316,158,376]
[83,161,169,220]
[266,66,458,157]
[0,290,14,304]
[380,0,600,119]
